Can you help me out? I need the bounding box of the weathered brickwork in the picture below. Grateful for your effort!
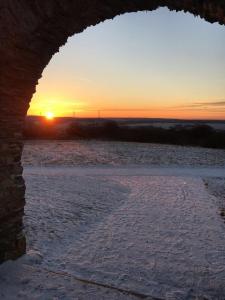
[0,0,224,263]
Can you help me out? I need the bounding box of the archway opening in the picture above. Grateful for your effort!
[28,8,225,121]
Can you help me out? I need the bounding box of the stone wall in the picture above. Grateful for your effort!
[0,0,224,263]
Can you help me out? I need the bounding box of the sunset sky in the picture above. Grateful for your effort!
[28,8,225,120]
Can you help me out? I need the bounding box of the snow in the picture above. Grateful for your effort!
[23,140,225,167]
[204,177,225,224]
[25,165,225,178]
[1,141,225,299]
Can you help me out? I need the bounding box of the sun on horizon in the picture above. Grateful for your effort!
[45,112,55,120]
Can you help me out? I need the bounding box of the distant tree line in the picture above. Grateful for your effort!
[23,120,225,149]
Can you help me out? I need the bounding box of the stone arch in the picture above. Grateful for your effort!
[0,0,224,262]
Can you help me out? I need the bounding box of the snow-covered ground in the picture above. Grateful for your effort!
[23,140,225,167]
[1,141,225,299]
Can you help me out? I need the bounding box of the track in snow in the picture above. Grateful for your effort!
[1,166,225,299]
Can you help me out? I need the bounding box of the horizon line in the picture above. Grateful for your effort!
[26,114,225,122]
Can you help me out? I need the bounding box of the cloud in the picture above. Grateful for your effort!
[174,100,225,110]
[190,101,225,107]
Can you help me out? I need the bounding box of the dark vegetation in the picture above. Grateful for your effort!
[24,119,225,149]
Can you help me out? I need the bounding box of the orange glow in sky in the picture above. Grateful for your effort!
[27,9,225,120]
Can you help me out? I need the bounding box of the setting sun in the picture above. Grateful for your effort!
[45,112,55,120]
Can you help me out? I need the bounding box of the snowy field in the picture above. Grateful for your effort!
[23,140,225,167]
[1,140,225,299]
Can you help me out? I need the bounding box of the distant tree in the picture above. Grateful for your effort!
[102,121,119,139]
[189,125,214,139]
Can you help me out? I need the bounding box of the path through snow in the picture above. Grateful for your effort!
[0,166,225,299]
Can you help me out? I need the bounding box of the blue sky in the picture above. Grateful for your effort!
[29,8,225,119]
